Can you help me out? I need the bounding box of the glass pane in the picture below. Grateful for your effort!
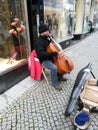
[0,0,29,74]
[44,0,74,42]
[83,0,91,32]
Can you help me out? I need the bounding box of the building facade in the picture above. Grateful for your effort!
[74,0,98,39]
[0,0,98,93]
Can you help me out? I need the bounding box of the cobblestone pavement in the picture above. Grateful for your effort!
[0,77,98,130]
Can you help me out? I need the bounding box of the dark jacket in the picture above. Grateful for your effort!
[35,35,54,63]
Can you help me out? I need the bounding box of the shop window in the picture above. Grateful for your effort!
[0,0,29,74]
[44,0,74,42]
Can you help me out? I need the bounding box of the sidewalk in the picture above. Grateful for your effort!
[0,31,98,130]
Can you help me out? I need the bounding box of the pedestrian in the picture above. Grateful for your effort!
[46,15,52,31]
[35,23,67,91]
[88,20,93,33]
[52,13,58,30]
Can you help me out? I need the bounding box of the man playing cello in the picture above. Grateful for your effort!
[35,23,67,91]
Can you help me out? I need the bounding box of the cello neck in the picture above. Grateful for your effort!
[48,34,62,51]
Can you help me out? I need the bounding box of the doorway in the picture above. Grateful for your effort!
[32,0,44,49]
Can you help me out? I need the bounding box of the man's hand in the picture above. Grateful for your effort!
[51,52,58,56]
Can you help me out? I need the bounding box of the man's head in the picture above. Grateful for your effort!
[39,23,49,36]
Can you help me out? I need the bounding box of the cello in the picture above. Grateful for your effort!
[47,35,74,74]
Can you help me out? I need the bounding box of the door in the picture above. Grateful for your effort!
[26,0,44,50]
[32,0,44,49]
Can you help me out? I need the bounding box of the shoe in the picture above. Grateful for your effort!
[58,77,67,81]
[54,85,62,91]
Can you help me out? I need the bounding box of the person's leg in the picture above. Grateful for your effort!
[57,73,67,81]
[42,60,62,90]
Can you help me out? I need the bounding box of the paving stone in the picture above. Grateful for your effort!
[0,79,98,130]
[34,128,39,130]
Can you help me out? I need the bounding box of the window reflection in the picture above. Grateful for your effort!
[44,0,74,42]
